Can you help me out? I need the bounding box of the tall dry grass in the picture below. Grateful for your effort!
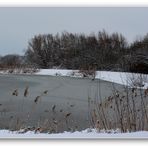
[88,74,148,133]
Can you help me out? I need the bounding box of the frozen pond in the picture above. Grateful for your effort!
[0,74,124,132]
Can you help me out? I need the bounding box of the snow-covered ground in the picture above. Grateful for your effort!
[35,69,148,89]
[0,129,148,138]
[1,68,148,88]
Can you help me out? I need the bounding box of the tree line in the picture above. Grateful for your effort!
[0,30,148,74]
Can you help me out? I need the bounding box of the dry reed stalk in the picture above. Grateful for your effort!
[52,105,56,112]
[34,96,41,104]
[24,86,29,97]
[21,86,29,112]
[65,112,71,130]
[43,90,48,95]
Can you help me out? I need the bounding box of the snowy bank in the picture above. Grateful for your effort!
[0,69,148,88]
[35,69,148,89]
[0,129,148,139]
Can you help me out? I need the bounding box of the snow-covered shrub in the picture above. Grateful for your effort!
[126,73,148,87]
[54,72,62,76]
[78,69,96,79]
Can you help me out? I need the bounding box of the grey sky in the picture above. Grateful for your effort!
[0,7,148,55]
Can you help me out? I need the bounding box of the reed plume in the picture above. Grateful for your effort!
[12,89,18,96]
[34,96,41,104]
[24,86,29,97]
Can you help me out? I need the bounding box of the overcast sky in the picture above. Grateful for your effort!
[0,7,148,55]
